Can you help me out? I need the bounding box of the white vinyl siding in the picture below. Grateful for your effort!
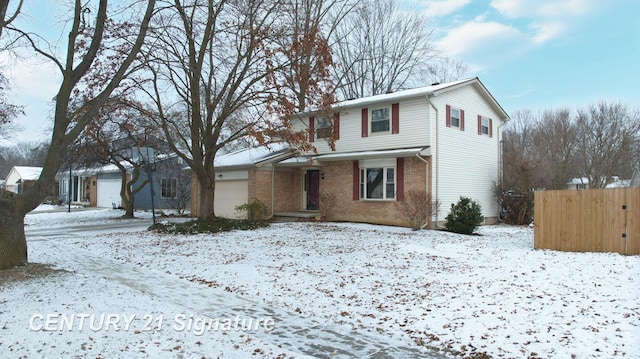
[293,80,505,222]
[297,98,430,154]
[429,85,502,221]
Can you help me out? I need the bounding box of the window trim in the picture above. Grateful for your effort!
[160,177,178,199]
[359,165,396,201]
[370,107,391,133]
[450,108,461,128]
[315,117,331,139]
[446,105,465,131]
[477,115,492,137]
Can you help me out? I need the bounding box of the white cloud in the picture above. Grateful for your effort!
[531,21,565,44]
[436,20,531,72]
[423,0,471,17]
[490,0,592,18]
[438,21,522,57]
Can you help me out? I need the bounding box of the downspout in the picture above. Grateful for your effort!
[497,119,506,222]
[425,94,440,228]
[415,153,431,229]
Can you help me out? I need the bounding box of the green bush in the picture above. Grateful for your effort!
[150,217,268,235]
[444,197,483,234]
[235,198,267,220]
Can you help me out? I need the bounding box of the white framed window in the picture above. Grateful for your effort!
[61,179,69,195]
[359,159,395,200]
[371,107,390,133]
[161,178,177,199]
[450,107,460,128]
[480,117,489,135]
[316,117,331,139]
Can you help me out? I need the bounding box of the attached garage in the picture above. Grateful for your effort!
[97,178,121,208]
[214,179,249,218]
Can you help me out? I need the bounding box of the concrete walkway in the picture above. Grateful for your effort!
[26,223,448,359]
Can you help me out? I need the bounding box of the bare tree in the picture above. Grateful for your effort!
[574,102,640,188]
[495,109,539,224]
[532,108,578,189]
[0,0,156,270]
[331,0,438,99]
[73,100,163,218]
[0,0,23,41]
[140,0,338,220]
[427,57,469,84]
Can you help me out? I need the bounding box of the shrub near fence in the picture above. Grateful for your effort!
[534,188,640,255]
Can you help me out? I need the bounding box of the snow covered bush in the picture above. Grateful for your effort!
[445,196,483,234]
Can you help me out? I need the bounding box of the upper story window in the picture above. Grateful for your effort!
[450,107,460,127]
[477,115,492,137]
[480,116,489,135]
[361,104,398,137]
[371,107,390,133]
[316,117,331,139]
[309,113,340,142]
[446,105,465,130]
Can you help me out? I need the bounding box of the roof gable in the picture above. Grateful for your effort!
[331,77,509,122]
[11,166,43,181]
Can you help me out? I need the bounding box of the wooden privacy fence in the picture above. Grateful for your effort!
[534,188,640,255]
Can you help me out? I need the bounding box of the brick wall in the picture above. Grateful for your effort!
[317,157,429,227]
[89,176,98,207]
[250,168,301,215]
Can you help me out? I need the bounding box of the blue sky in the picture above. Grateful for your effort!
[421,0,640,115]
[2,0,639,144]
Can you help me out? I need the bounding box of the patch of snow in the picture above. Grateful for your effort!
[4,211,639,358]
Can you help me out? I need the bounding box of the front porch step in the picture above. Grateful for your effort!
[271,212,320,223]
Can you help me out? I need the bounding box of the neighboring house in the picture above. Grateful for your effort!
[192,77,510,227]
[567,176,632,190]
[58,154,190,211]
[567,177,590,190]
[0,179,6,190]
[5,166,43,194]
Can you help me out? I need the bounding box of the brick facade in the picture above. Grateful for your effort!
[249,168,302,216]
[313,156,429,227]
[88,176,98,207]
[191,156,433,227]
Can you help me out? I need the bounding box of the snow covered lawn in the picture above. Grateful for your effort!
[4,209,640,358]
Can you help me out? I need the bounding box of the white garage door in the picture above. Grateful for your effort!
[214,180,248,218]
[97,179,121,208]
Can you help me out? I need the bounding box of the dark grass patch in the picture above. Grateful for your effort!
[149,217,268,234]
[0,263,69,285]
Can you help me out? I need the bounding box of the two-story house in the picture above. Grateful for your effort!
[191,77,509,227]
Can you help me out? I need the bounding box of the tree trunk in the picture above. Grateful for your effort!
[122,193,135,218]
[0,195,27,270]
[197,180,216,220]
